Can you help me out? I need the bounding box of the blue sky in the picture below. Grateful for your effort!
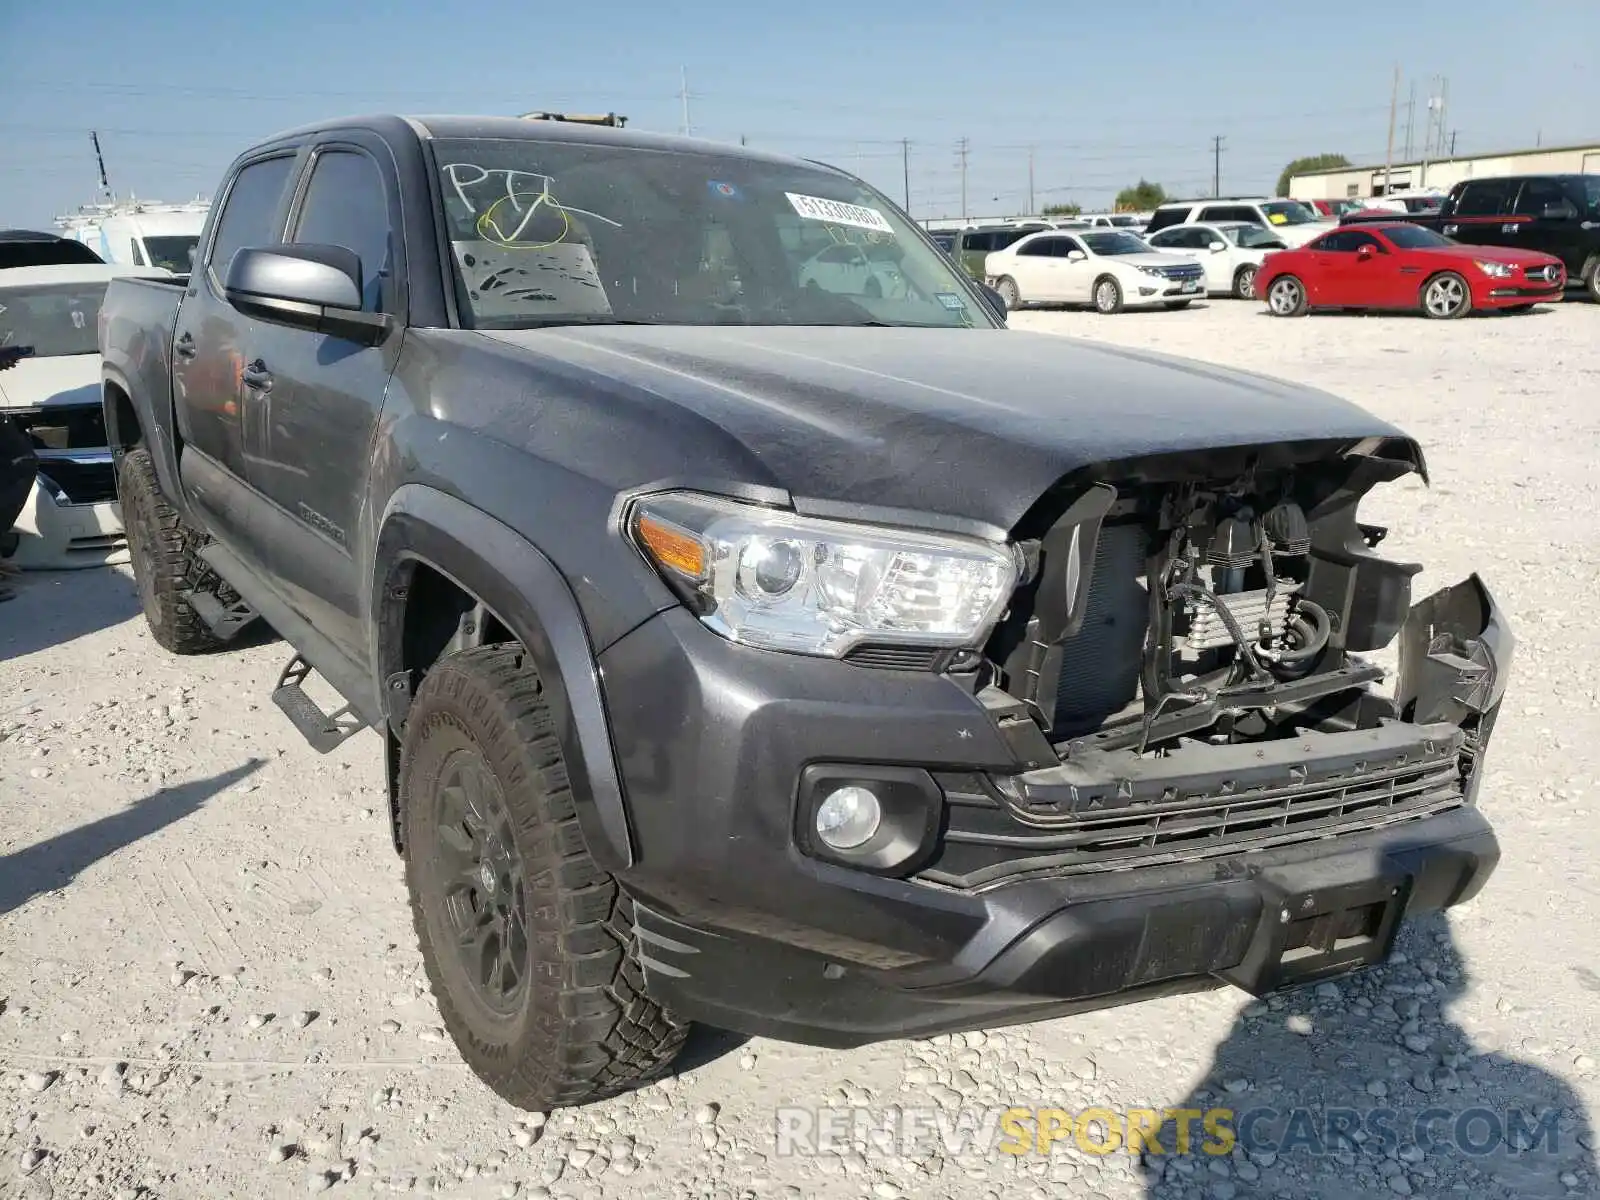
[1,0,1593,228]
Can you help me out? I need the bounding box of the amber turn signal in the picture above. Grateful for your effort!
[635,512,707,580]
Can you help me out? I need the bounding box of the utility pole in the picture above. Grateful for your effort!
[1382,64,1400,195]
[1211,135,1225,196]
[901,138,911,212]
[1449,129,1458,156]
[957,137,969,221]
[1420,74,1438,187]
[1404,79,1416,158]
[1027,146,1035,215]
[679,66,691,136]
[1436,77,1449,157]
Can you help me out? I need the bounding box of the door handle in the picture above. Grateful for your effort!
[241,358,274,393]
[175,332,197,362]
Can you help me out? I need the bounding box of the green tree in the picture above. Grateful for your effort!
[1276,154,1351,197]
[1041,201,1082,216]
[1114,179,1167,211]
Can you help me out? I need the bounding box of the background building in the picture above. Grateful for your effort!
[1291,141,1600,200]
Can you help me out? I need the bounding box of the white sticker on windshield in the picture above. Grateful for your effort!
[785,192,894,234]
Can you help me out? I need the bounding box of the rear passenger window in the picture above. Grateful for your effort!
[208,155,295,280]
[1514,179,1575,218]
[291,150,393,312]
[1454,180,1513,217]
[1016,237,1059,257]
[1145,206,1191,233]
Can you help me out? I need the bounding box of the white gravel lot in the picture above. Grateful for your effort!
[2,299,1598,1200]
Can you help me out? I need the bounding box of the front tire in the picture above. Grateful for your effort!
[1233,264,1258,300]
[118,446,226,655]
[1093,276,1123,314]
[1421,271,1471,319]
[1266,274,1308,316]
[402,645,688,1109]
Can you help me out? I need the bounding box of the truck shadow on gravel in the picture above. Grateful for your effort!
[0,760,264,917]
[1142,913,1596,1199]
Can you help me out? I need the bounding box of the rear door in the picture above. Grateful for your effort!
[1440,178,1517,248]
[240,137,406,667]
[174,151,300,550]
[1009,236,1066,300]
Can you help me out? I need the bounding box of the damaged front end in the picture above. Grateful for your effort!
[923,436,1512,891]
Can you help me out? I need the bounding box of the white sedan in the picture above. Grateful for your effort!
[984,229,1206,314]
[1145,221,1287,299]
[797,241,909,299]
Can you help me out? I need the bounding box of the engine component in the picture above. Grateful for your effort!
[1261,500,1311,556]
[1053,521,1150,734]
[1181,582,1301,654]
[1207,512,1257,570]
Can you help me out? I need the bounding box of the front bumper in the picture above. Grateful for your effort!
[9,477,126,570]
[600,576,1510,1045]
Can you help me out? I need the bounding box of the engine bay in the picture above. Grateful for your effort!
[984,439,1428,761]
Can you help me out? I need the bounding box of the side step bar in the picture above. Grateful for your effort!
[272,655,367,754]
[181,586,261,640]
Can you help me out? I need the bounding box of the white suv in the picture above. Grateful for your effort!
[1144,197,1333,248]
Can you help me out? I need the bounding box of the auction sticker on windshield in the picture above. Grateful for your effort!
[786,193,894,234]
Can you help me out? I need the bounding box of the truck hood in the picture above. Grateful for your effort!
[474,325,1413,531]
[0,353,100,412]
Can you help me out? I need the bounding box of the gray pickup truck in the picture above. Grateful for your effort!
[99,114,1512,1111]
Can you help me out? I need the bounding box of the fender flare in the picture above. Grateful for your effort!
[101,364,184,512]
[372,485,634,872]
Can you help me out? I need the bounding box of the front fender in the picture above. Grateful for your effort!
[372,485,634,871]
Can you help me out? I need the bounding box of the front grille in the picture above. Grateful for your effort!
[37,458,116,505]
[1523,264,1562,283]
[921,743,1467,889]
[841,644,950,671]
[1157,264,1203,280]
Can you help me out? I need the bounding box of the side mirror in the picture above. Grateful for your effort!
[1357,243,1377,259]
[1208,241,1226,252]
[1067,250,1087,262]
[224,245,389,345]
[976,283,1009,322]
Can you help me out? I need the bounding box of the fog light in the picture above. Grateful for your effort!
[815,786,882,850]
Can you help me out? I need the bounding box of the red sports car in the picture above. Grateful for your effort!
[1255,222,1566,319]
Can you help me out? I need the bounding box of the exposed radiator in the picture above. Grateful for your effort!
[1052,521,1150,734]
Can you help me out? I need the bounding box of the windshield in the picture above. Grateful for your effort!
[1381,225,1455,250]
[143,235,198,273]
[1230,225,1286,250]
[431,138,993,329]
[0,281,107,358]
[1260,200,1319,227]
[1082,231,1149,256]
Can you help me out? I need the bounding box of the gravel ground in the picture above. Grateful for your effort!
[2,299,1597,1200]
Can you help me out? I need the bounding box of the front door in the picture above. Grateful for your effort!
[240,141,404,668]
[1055,234,1096,302]
[174,152,300,552]
[1510,178,1583,274]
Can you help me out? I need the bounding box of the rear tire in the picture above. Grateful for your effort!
[118,446,226,655]
[1421,271,1471,319]
[402,645,688,1109]
[1093,276,1123,314]
[1266,274,1308,316]
[1583,256,1600,304]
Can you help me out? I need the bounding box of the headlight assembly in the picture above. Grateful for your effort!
[1473,260,1514,278]
[628,491,1019,657]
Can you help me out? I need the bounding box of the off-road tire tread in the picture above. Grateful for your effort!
[118,447,227,655]
[402,644,688,1109]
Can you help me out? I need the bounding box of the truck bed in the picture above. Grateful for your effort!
[99,273,190,495]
